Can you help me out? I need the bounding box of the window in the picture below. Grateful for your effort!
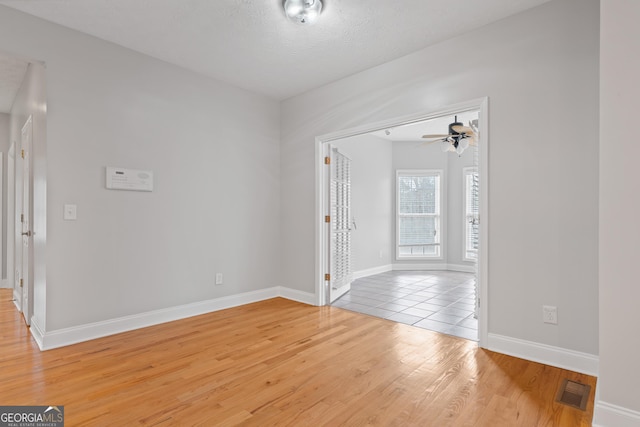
[464,167,479,261]
[396,170,443,259]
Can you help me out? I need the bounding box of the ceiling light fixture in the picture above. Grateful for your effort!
[284,0,323,25]
[423,116,478,156]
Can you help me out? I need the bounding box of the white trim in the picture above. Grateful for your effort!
[278,286,317,305]
[476,97,489,348]
[487,333,599,377]
[392,263,476,273]
[593,400,640,427]
[29,316,45,349]
[315,140,328,306]
[446,264,476,273]
[32,287,314,351]
[12,289,21,311]
[353,264,393,280]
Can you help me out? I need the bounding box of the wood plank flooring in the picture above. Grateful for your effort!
[0,289,596,426]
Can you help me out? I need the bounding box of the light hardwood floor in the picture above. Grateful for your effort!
[0,289,595,426]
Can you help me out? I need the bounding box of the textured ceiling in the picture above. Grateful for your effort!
[0,0,551,101]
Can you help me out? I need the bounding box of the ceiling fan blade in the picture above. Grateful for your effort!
[452,125,475,135]
[422,134,450,139]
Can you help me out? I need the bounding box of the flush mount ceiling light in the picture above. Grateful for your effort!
[284,0,323,25]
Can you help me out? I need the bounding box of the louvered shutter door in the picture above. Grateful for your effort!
[330,149,352,291]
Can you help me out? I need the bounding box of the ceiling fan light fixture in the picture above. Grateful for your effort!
[284,0,323,25]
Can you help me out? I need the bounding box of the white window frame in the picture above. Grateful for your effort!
[396,169,444,260]
[463,167,479,262]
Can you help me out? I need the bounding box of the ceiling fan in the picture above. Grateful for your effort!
[422,116,478,155]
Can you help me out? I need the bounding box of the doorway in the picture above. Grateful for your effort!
[0,55,45,332]
[315,98,489,346]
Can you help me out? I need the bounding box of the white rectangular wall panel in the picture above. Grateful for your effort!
[106,167,153,192]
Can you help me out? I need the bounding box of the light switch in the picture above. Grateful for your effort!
[63,204,77,221]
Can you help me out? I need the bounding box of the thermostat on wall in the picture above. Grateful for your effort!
[106,167,153,192]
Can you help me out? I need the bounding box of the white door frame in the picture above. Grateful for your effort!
[315,98,490,347]
[7,142,15,297]
[19,115,33,325]
[12,137,22,309]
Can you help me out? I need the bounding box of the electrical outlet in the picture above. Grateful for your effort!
[543,305,557,324]
[63,204,77,220]
[215,273,223,285]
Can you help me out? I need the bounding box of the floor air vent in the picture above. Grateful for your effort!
[555,379,590,411]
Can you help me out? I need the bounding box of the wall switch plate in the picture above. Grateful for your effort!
[215,273,223,285]
[63,204,77,220]
[543,305,558,324]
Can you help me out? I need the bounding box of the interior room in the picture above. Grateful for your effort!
[328,111,481,341]
[0,0,637,425]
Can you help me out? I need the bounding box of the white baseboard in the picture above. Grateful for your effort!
[0,279,9,288]
[12,290,21,311]
[352,264,475,279]
[446,263,477,273]
[278,286,317,305]
[353,264,393,280]
[392,263,476,273]
[35,287,313,351]
[30,317,45,349]
[487,333,598,377]
[593,400,640,427]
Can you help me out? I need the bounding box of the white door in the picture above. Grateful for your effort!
[328,147,352,303]
[20,116,32,325]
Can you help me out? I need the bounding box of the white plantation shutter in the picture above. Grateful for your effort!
[464,167,479,261]
[397,171,442,258]
[330,149,352,290]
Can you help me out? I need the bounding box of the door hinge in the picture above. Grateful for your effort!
[325,215,330,223]
[21,149,25,159]
[324,273,330,281]
[21,214,24,223]
[19,278,23,288]
[324,156,330,165]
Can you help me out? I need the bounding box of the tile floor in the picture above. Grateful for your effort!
[332,270,478,341]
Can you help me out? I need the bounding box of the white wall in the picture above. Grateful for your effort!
[281,0,599,356]
[596,0,640,424]
[0,6,281,332]
[0,112,8,286]
[332,134,393,274]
